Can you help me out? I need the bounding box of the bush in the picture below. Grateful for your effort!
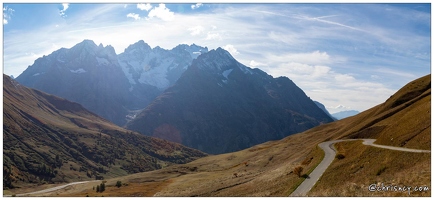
[376,166,387,176]
[294,166,303,177]
[335,154,345,160]
[116,181,122,188]
[99,182,105,192]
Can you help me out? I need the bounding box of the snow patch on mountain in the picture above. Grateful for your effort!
[240,65,254,75]
[137,58,172,90]
[96,57,110,65]
[119,64,136,85]
[222,69,233,79]
[193,51,201,57]
[70,68,86,73]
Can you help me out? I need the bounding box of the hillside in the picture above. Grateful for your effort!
[7,74,430,197]
[3,74,206,191]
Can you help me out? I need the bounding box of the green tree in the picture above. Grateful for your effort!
[96,185,100,192]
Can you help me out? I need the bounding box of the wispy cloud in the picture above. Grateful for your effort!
[299,14,364,31]
[188,26,204,36]
[268,51,332,65]
[206,32,221,40]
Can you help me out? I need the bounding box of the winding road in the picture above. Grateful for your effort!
[4,139,430,197]
[4,180,98,197]
[290,138,431,197]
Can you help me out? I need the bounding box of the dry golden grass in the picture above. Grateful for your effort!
[9,74,430,197]
[308,140,430,197]
[31,129,329,197]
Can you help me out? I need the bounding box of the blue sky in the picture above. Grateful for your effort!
[2,3,431,114]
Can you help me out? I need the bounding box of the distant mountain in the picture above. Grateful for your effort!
[118,40,208,91]
[331,110,360,120]
[15,40,132,125]
[314,101,337,121]
[3,74,206,189]
[126,48,334,154]
[15,40,208,126]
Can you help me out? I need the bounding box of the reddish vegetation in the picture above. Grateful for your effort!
[153,124,182,144]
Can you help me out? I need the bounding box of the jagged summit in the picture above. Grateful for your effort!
[124,40,152,54]
[118,40,208,90]
[192,48,252,77]
[172,43,209,59]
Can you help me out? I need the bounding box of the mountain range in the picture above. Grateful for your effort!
[16,40,208,126]
[4,37,430,197]
[15,40,334,154]
[126,48,334,154]
[3,74,206,189]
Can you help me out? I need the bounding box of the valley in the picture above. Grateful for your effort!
[5,73,428,197]
[3,3,431,197]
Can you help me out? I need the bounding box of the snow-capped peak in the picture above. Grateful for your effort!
[193,47,254,76]
[124,40,152,54]
[118,41,208,90]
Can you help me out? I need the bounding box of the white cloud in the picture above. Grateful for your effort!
[223,44,239,55]
[137,3,152,11]
[191,3,203,10]
[126,13,140,20]
[370,75,380,80]
[3,6,14,25]
[59,3,69,17]
[206,32,221,40]
[268,51,331,66]
[335,105,350,109]
[249,60,267,67]
[334,74,355,83]
[188,26,204,36]
[148,4,174,21]
[273,62,331,79]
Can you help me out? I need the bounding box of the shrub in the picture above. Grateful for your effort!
[376,166,387,176]
[99,183,105,192]
[294,166,303,177]
[335,154,345,160]
[100,182,105,192]
[116,181,122,188]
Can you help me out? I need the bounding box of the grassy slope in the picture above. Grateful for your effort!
[23,74,430,197]
[3,74,206,192]
[307,74,431,196]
